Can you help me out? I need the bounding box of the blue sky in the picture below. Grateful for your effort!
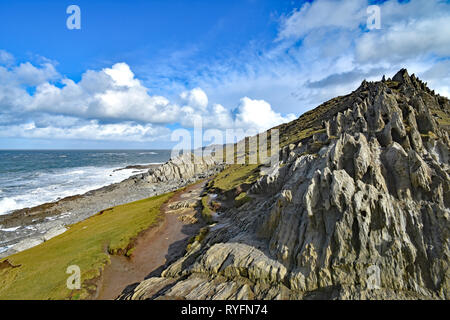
[0,0,293,80]
[0,0,449,149]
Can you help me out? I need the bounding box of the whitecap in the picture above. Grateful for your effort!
[70,170,85,175]
[1,226,21,232]
[139,152,158,155]
[0,245,13,254]
[0,198,19,215]
[0,163,160,215]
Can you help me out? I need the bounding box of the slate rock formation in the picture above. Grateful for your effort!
[121,69,449,300]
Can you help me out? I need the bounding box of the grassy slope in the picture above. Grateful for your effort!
[201,195,213,224]
[211,164,260,192]
[0,192,173,300]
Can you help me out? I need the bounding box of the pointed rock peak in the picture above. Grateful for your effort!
[360,79,369,89]
[392,68,411,84]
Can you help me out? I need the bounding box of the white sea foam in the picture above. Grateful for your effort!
[0,198,19,215]
[0,166,149,216]
[1,226,21,232]
[0,245,13,254]
[139,152,158,155]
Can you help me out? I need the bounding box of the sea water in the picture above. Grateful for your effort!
[0,150,171,216]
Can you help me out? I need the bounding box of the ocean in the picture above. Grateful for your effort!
[0,150,172,216]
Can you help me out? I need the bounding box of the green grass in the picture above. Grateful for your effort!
[206,82,374,197]
[211,164,260,192]
[385,80,401,90]
[431,109,450,127]
[0,192,173,300]
[280,127,326,147]
[234,192,252,207]
[201,195,214,224]
[186,227,209,252]
[420,131,439,139]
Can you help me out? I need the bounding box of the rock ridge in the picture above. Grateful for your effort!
[121,69,449,300]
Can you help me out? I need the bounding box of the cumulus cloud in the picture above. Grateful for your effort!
[14,62,59,86]
[421,60,450,97]
[268,0,450,109]
[179,94,296,133]
[0,57,296,144]
[0,60,180,143]
[234,97,296,132]
[178,89,296,132]
[277,0,450,66]
[0,50,14,65]
[180,87,209,111]
[26,62,180,124]
[2,0,449,147]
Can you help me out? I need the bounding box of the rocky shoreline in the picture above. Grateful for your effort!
[0,154,224,259]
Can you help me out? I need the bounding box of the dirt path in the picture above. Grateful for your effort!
[95,181,207,300]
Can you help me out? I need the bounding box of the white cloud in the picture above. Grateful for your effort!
[2,0,449,146]
[13,62,59,86]
[421,60,450,97]
[277,0,366,41]
[356,16,450,63]
[0,57,296,143]
[187,0,450,118]
[25,62,181,123]
[0,119,170,142]
[234,97,296,132]
[103,62,140,87]
[0,50,14,65]
[178,94,295,133]
[180,87,208,111]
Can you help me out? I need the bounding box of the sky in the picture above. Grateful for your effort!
[0,0,449,149]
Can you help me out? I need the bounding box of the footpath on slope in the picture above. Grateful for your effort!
[95,180,208,300]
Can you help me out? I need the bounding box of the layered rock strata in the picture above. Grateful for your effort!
[122,70,449,300]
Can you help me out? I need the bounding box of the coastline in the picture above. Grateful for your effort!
[0,163,163,258]
[0,154,223,259]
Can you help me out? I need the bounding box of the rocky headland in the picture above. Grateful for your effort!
[1,69,448,300]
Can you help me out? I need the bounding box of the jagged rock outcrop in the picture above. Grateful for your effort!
[121,69,450,300]
[0,154,224,259]
[144,153,220,183]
